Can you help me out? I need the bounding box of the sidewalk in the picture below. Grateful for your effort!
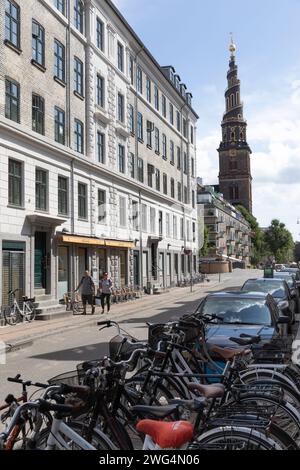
[0,271,258,352]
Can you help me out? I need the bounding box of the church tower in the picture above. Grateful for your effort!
[218,35,253,213]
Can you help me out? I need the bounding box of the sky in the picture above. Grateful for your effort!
[114,0,300,240]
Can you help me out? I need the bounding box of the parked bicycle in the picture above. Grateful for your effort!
[3,289,36,326]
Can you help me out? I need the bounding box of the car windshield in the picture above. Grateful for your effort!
[198,298,271,325]
[242,280,285,298]
[274,274,294,288]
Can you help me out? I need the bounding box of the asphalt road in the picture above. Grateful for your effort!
[0,269,261,398]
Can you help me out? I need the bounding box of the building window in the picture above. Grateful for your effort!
[141,204,147,232]
[54,107,65,144]
[162,95,167,118]
[173,215,177,239]
[5,78,20,122]
[183,152,188,174]
[118,144,125,173]
[154,127,160,153]
[8,159,22,207]
[150,207,156,233]
[129,55,134,85]
[155,169,160,191]
[184,186,188,204]
[35,168,47,211]
[5,0,20,48]
[117,92,124,122]
[96,74,104,107]
[163,173,167,195]
[180,218,184,240]
[137,67,143,93]
[58,176,68,215]
[74,57,83,96]
[162,134,167,160]
[129,153,135,178]
[183,118,187,138]
[186,220,190,241]
[137,112,143,141]
[137,158,144,183]
[170,140,174,164]
[177,147,181,169]
[192,190,195,208]
[129,104,134,134]
[154,85,159,110]
[192,222,196,242]
[146,77,151,102]
[96,17,104,51]
[54,39,65,82]
[117,42,124,72]
[132,200,139,230]
[191,125,194,144]
[97,131,105,163]
[54,0,65,15]
[146,121,152,147]
[170,178,175,198]
[169,103,174,125]
[178,182,182,202]
[32,20,45,66]
[78,182,87,219]
[166,213,170,237]
[74,119,84,153]
[98,189,106,223]
[74,0,84,33]
[191,157,195,177]
[230,185,239,200]
[176,111,181,132]
[32,94,44,135]
[147,164,154,188]
[119,196,126,227]
[158,211,163,237]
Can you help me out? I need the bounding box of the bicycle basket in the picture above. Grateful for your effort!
[148,323,170,350]
[109,335,145,371]
[48,370,83,387]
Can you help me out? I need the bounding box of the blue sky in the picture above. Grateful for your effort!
[115,0,300,240]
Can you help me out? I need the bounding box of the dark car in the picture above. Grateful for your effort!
[273,272,300,313]
[241,278,295,324]
[194,291,286,349]
[281,268,300,295]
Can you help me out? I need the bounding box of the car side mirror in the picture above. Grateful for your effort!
[278,300,289,311]
[290,289,296,296]
[277,315,290,325]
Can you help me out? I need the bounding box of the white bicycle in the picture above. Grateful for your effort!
[4,289,36,326]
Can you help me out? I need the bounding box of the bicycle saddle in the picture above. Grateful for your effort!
[136,420,194,449]
[210,345,251,361]
[131,404,179,419]
[187,382,225,399]
[22,296,36,302]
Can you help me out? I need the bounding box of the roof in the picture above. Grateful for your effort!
[105,0,199,118]
[205,291,268,300]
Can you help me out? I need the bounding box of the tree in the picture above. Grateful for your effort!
[236,204,270,265]
[264,219,294,263]
[199,226,209,257]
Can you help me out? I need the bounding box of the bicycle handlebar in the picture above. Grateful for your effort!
[7,375,48,389]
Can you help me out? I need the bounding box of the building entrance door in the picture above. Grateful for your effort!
[2,242,25,306]
[34,232,47,289]
[58,246,69,300]
[133,251,139,287]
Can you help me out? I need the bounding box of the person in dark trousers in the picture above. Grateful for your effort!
[75,270,95,315]
[99,272,112,314]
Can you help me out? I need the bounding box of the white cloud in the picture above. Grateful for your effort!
[197,76,300,239]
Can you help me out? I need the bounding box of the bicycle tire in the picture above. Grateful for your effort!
[35,421,117,450]
[24,301,36,322]
[191,426,281,450]
[3,305,19,326]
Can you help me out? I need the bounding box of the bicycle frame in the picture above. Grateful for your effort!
[45,417,96,450]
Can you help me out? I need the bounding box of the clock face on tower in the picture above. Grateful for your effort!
[229,149,236,157]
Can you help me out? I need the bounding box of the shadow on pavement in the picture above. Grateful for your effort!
[30,342,109,362]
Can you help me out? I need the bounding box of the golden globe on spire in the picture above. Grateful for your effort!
[229,32,236,58]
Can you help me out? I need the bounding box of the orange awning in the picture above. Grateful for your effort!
[59,235,134,249]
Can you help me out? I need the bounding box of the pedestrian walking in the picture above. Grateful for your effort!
[75,270,95,315]
[99,272,112,314]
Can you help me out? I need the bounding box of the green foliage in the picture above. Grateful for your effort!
[264,219,294,263]
[236,204,268,265]
[200,226,209,257]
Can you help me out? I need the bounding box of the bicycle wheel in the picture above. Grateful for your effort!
[35,421,116,450]
[191,426,282,450]
[4,305,19,326]
[24,301,36,322]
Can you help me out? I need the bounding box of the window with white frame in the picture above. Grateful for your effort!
[98,189,106,223]
[166,213,171,237]
[146,77,151,102]
[97,131,105,163]
[96,17,104,51]
[118,144,125,173]
[129,104,134,134]
[154,85,159,110]
[137,112,143,141]
[141,204,147,232]
[137,66,143,93]
[150,207,156,233]
[154,127,159,153]
[173,215,177,239]
[117,42,124,72]
[96,74,105,107]
[117,92,124,122]
[162,134,167,160]
[132,200,139,230]
[162,95,167,117]
[119,196,126,227]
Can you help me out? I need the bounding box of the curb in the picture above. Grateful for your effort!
[5,339,34,353]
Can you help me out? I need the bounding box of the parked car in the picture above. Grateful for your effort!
[194,291,288,350]
[273,271,300,313]
[280,268,300,295]
[241,278,295,324]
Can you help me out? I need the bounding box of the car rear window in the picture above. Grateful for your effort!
[199,298,272,325]
[242,280,285,298]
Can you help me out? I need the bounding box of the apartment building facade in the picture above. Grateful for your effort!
[0,0,198,308]
[197,184,251,267]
